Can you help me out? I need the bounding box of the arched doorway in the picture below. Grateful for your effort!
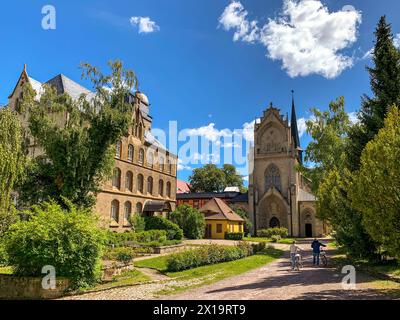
[269,217,280,228]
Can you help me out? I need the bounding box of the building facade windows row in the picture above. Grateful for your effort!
[115,141,174,175]
[110,199,143,224]
[112,167,172,198]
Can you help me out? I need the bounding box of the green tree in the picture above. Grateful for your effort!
[17,61,138,208]
[301,97,378,259]
[347,16,400,171]
[351,107,400,261]
[170,205,205,239]
[231,206,252,235]
[189,164,244,193]
[0,108,26,236]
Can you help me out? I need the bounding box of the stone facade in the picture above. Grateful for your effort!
[8,66,177,232]
[248,101,326,238]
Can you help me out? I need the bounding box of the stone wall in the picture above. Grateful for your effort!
[0,275,70,300]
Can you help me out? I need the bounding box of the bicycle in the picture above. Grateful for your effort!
[294,253,303,271]
[320,249,328,267]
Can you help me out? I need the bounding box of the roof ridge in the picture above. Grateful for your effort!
[214,198,230,220]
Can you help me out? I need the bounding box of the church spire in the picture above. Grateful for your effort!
[291,90,302,162]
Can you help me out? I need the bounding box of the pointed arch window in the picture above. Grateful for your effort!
[136,202,143,215]
[137,174,144,193]
[128,144,134,162]
[138,149,144,166]
[124,201,132,223]
[125,171,133,192]
[112,168,121,189]
[265,164,282,192]
[115,141,122,159]
[147,177,153,195]
[166,182,171,198]
[159,180,164,197]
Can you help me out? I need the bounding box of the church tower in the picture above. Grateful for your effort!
[248,95,324,237]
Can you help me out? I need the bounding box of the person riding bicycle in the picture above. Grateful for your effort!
[290,241,302,270]
[311,238,326,266]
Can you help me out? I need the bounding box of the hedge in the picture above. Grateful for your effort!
[144,216,183,240]
[166,242,254,272]
[257,227,289,238]
[225,232,244,240]
[106,230,169,247]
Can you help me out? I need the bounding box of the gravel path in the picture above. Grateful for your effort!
[165,243,391,300]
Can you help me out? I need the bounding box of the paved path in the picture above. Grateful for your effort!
[165,243,391,300]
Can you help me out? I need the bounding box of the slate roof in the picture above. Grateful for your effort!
[199,198,244,222]
[45,74,94,101]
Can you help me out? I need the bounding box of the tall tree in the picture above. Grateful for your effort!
[351,106,400,261]
[18,61,138,208]
[0,109,26,236]
[302,97,378,259]
[347,16,400,171]
[222,164,244,190]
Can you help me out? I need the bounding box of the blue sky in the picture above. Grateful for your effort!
[1,0,399,183]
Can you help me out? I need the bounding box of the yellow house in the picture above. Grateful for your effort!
[199,198,245,239]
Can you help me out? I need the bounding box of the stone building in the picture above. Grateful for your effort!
[7,65,177,231]
[248,95,326,238]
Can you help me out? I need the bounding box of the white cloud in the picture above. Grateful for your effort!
[394,34,400,49]
[187,123,231,142]
[177,159,192,171]
[219,0,362,79]
[297,117,308,138]
[218,1,259,43]
[130,16,160,34]
[348,112,359,125]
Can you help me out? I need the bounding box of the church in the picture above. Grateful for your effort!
[248,94,327,238]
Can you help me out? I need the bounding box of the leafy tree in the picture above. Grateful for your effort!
[347,16,400,171]
[231,205,252,235]
[301,97,378,259]
[0,108,26,236]
[351,107,400,261]
[170,205,205,239]
[189,164,244,193]
[129,214,146,232]
[17,61,138,208]
[5,199,105,288]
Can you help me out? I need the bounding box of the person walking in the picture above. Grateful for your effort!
[311,238,326,266]
[290,241,301,270]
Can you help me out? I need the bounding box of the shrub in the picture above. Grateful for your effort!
[5,200,105,289]
[134,230,168,244]
[170,205,205,239]
[144,216,183,240]
[271,235,281,243]
[251,242,266,253]
[257,227,289,238]
[129,214,146,232]
[0,242,8,266]
[110,247,135,264]
[225,232,244,240]
[166,244,253,272]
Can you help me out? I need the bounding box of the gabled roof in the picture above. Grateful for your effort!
[45,74,94,101]
[298,188,316,202]
[199,198,244,222]
[177,180,191,194]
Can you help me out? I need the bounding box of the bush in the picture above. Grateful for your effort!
[105,230,170,247]
[166,243,253,272]
[225,232,244,240]
[134,230,168,244]
[0,242,8,266]
[257,228,289,238]
[144,216,183,240]
[108,247,135,264]
[170,205,205,239]
[129,214,146,232]
[251,242,266,253]
[5,200,105,289]
[271,235,281,243]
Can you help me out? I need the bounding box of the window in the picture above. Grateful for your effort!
[166,182,171,198]
[138,125,143,140]
[167,159,172,174]
[137,174,144,193]
[148,152,154,168]
[265,164,282,192]
[138,149,144,165]
[159,180,164,197]
[217,224,223,234]
[147,177,153,195]
[136,202,143,215]
[159,157,165,172]
[112,168,121,189]
[125,171,133,192]
[124,201,132,223]
[115,141,122,159]
[111,200,120,223]
[128,144,134,162]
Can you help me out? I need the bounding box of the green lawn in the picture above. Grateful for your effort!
[136,247,283,295]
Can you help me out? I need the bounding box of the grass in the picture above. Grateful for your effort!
[243,237,293,244]
[136,247,283,296]
[80,269,151,293]
[0,266,13,275]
